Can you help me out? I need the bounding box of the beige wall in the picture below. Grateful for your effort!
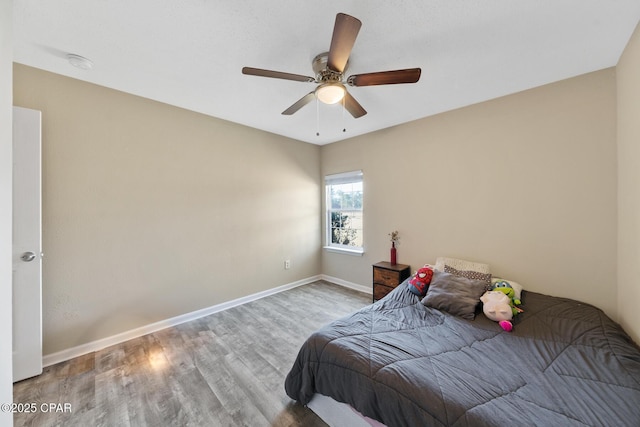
[10,46,630,357]
[13,64,321,355]
[322,69,619,319]
[1,0,14,423]
[617,22,640,344]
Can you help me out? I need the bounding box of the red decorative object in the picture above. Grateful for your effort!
[390,241,397,265]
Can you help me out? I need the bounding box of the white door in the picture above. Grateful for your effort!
[12,106,42,382]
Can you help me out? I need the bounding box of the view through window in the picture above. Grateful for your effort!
[325,171,363,251]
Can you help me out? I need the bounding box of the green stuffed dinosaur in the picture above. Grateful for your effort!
[491,280,522,316]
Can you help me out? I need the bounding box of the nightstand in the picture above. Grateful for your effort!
[372,261,411,302]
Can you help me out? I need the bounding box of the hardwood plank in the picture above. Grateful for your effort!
[95,367,131,427]
[12,281,370,426]
[197,342,271,426]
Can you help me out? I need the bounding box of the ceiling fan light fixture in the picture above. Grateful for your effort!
[315,82,346,104]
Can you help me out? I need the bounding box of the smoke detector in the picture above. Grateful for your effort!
[67,54,93,70]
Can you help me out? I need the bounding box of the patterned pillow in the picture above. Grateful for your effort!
[435,257,490,274]
[444,265,492,285]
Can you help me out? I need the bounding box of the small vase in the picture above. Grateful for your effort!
[390,242,397,265]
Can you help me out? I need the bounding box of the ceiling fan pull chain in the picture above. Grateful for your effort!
[316,98,321,136]
[342,96,346,133]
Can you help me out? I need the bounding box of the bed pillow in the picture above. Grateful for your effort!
[444,264,492,285]
[421,270,488,320]
[491,277,524,300]
[435,257,490,275]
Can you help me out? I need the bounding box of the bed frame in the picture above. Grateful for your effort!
[307,393,386,427]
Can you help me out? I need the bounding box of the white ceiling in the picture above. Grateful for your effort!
[13,1,640,145]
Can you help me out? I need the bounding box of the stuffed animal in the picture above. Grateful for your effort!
[480,291,515,332]
[491,280,522,316]
[491,278,523,301]
[407,265,434,296]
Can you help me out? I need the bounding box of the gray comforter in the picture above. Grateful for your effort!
[284,282,640,426]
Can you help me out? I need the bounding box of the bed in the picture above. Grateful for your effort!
[284,268,640,426]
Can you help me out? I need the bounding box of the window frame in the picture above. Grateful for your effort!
[324,170,364,255]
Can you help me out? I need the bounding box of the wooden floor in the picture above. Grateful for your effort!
[13,281,371,427]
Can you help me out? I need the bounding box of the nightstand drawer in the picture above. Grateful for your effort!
[373,284,396,301]
[372,262,411,302]
[373,268,401,287]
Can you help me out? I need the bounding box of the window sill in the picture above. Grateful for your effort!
[323,246,365,256]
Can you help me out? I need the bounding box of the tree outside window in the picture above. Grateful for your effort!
[326,172,363,250]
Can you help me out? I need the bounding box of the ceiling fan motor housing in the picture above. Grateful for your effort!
[312,52,346,83]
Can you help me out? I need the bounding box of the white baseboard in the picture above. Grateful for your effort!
[321,274,371,295]
[43,275,323,367]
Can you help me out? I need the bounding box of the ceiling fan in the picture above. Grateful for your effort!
[242,13,421,118]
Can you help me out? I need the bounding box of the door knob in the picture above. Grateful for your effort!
[21,252,36,262]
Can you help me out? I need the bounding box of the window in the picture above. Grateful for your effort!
[325,171,363,253]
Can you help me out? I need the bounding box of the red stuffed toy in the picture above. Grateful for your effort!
[408,265,434,296]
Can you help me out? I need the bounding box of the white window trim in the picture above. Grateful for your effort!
[324,170,364,255]
[323,245,365,256]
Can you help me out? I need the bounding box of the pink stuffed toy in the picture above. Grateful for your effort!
[480,291,514,332]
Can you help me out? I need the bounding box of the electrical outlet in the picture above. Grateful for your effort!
[285,259,291,270]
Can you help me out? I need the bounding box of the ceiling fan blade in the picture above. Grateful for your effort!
[282,92,316,115]
[343,91,367,118]
[327,13,362,73]
[347,68,422,87]
[242,67,315,83]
